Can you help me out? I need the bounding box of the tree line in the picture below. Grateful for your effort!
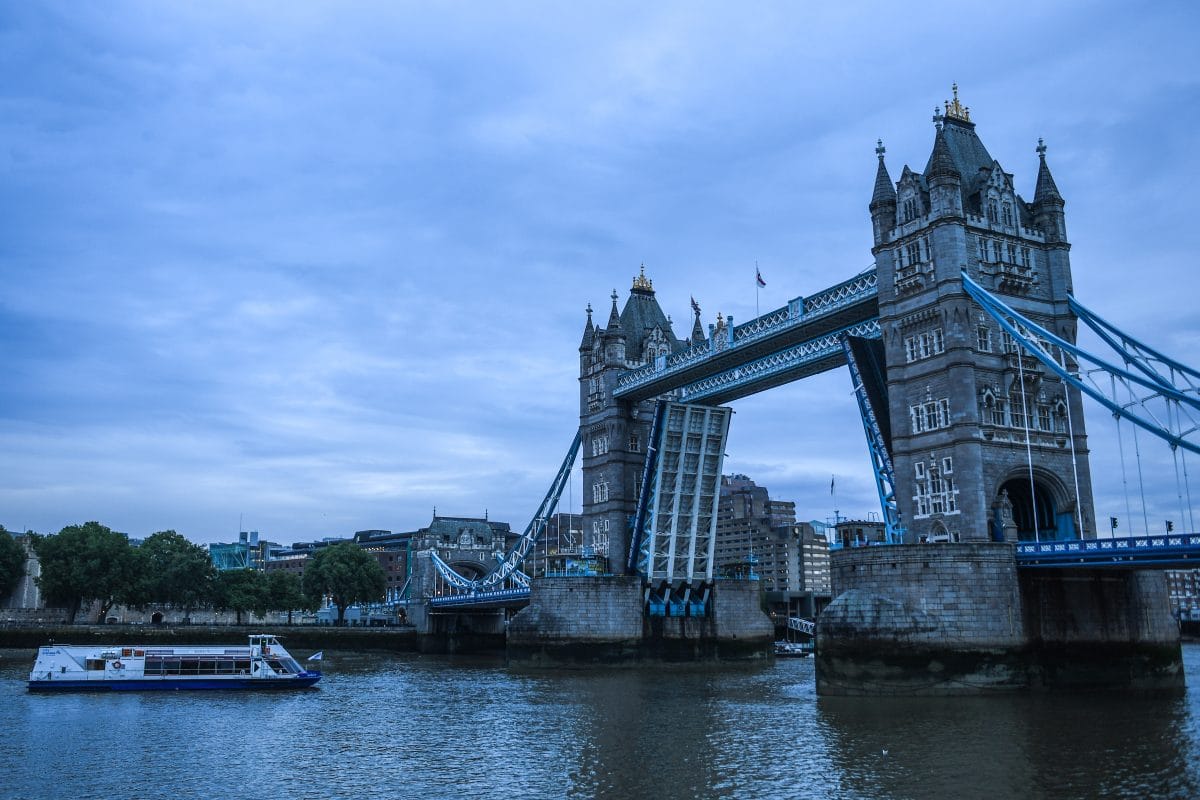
[1,522,387,625]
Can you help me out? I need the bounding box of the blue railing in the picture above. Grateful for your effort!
[1015,533,1200,568]
[428,587,531,608]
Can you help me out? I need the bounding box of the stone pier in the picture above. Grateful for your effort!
[506,576,774,667]
[816,542,1182,695]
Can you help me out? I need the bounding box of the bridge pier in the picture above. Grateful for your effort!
[506,576,774,667]
[816,543,1183,695]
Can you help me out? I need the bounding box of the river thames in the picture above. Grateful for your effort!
[4,643,1200,799]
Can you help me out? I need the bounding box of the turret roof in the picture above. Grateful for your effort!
[1033,138,1063,204]
[579,304,594,350]
[870,139,896,209]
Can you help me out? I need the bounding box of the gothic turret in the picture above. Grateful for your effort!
[600,290,626,366]
[870,140,897,246]
[579,304,594,351]
[1032,138,1067,243]
[927,124,963,218]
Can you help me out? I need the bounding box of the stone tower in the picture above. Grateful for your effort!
[871,87,1096,543]
[579,267,691,568]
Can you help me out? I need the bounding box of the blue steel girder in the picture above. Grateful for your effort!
[1015,533,1200,568]
[841,335,904,544]
[613,270,879,404]
[431,430,582,594]
[962,272,1200,456]
[627,399,668,574]
[679,320,881,405]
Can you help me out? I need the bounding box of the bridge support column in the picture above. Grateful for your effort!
[506,576,773,666]
[816,543,1182,695]
[1020,568,1182,691]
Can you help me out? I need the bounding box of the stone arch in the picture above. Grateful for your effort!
[151,611,164,625]
[447,560,489,580]
[996,467,1074,541]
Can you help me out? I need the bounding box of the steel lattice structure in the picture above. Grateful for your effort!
[962,272,1200,456]
[430,431,581,594]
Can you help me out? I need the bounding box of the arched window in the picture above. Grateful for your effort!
[1002,203,1013,227]
[987,199,999,223]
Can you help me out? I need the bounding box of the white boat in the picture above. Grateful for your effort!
[28,634,321,692]
[774,640,813,658]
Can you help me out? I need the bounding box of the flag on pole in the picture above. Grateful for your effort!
[756,268,766,288]
[830,475,835,495]
[307,651,324,662]
[690,296,701,316]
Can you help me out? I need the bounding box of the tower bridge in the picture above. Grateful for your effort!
[411,88,1197,691]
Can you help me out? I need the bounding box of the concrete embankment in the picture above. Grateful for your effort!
[0,624,429,653]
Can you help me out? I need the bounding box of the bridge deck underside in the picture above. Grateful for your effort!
[614,297,879,404]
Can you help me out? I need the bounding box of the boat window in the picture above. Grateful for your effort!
[267,659,290,674]
[85,659,106,671]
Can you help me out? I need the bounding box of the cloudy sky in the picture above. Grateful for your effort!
[2,2,1198,543]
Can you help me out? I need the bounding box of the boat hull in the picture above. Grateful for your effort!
[28,673,321,692]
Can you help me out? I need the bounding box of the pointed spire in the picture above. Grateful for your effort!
[689,297,705,345]
[870,139,896,211]
[1033,138,1063,204]
[927,125,960,181]
[606,289,621,329]
[579,303,594,350]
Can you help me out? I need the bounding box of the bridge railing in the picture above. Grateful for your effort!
[614,270,877,396]
[1016,533,1200,567]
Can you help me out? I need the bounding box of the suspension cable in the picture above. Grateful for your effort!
[1127,370,1150,535]
[1112,373,1133,537]
[1058,345,1085,538]
[1017,346,1038,542]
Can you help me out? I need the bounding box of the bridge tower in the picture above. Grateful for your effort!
[578,267,691,569]
[870,86,1096,544]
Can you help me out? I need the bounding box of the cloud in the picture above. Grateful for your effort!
[1,1,1198,541]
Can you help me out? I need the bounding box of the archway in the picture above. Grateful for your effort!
[999,476,1060,541]
[151,612,164,625]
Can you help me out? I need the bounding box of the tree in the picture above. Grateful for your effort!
[302,542,385,625]
[213,569,268,625]
[34,521,139,624]
[265,570,312,624]
[131,530,216,621]
[0,525,27,600]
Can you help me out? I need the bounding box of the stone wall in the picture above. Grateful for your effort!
[822,542,1024,648]
[817,543,1183,694]
[1020,568,1182,690]
[507,576,773,666]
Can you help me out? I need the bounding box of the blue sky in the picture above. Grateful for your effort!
[2,2,1198,543]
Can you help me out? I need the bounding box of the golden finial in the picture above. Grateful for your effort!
[632,263,654,292]
[944,83,971,122]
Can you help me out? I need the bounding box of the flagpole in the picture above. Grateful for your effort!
[755,260,760,318]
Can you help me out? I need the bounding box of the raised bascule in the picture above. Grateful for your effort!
[411,88,1199,692]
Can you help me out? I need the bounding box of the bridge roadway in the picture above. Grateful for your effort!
[1015,533,1200,568]
[613,270,880,405]
[427,534,1200,612]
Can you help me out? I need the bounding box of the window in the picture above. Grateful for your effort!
[977,325,992,352]
[913,458,960,518]
[904,328,944,363]
[629,433,640,452]
[909,397,951,433]
[591,434,609,457]
[1002,203,1013,227]
[987,199,999,223]
[1020,247,1031,268]
[592,482,609,504]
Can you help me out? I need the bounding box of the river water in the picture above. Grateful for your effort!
[4,643,1200,799]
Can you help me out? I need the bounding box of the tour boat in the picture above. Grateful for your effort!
[27,634,321,692]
